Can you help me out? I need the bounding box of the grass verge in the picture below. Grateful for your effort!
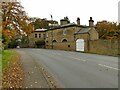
[0,53,2,73]
[2,50,15,71]
[2,50,24,88]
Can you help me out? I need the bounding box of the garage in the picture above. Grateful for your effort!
[76,39,84,51]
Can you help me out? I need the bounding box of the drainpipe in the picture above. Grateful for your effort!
[87,32,90,52]
[74,34,76,51]
[52,30,53,49]
[44,31,46,49]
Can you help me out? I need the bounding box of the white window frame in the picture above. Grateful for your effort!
[63,29,67,35]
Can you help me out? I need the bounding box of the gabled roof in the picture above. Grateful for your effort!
[75,28,91,34]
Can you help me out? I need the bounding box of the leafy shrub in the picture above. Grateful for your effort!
[35,40,45,48]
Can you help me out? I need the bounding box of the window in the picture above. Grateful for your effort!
[39,34,41,38]
[62,39,67,42]
[35,34,37,38]
[63,29,67,35]
[52,40,57,43]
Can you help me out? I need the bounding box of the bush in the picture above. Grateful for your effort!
[35,40,45,48]
[8,39,18,48]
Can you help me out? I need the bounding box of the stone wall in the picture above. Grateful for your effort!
[46,41,76,51]
[46,39,119,56]
[89,39,119,56]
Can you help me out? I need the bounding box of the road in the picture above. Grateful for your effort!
[17,48,118,88]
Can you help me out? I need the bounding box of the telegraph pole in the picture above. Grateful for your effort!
[50,14,53,49]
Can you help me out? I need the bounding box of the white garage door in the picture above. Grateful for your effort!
[76,39,84,51]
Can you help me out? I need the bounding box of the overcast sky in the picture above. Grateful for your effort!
[20,0,119,25]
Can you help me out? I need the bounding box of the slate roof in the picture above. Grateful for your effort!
[49,23,89,30]
[74,28,91,34]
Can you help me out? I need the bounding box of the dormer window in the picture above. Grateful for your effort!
[63,29,67,35]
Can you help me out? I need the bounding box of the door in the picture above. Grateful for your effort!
[76,39,84,51]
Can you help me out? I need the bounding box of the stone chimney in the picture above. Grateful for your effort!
[60,19,68,25]
[60,17,70,25]
[76,17,80,25]
[89,17,94,27]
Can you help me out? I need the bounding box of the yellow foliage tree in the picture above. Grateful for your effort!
[96,21,118,39]
[1,2,33,46]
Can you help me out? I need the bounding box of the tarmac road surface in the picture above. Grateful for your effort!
[16,48,118,88]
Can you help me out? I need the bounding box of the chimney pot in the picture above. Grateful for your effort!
[89,17,94,27]
[77,17,80,25]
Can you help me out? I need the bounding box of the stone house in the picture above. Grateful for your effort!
[45,17,99,52]
[29,29,46,48]
[28,17,118,56]
[28,17,99,51]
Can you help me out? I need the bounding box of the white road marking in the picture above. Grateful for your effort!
[71,57,86,62]
[98,64,119,70]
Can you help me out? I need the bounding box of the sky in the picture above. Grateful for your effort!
[20,0,119,25]
[118,1,120,23]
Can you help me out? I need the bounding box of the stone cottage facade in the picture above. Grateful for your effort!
[29,29,47,47]
[29,17,99,52]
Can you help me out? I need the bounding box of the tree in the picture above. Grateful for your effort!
[117,24,120,30]
[31,18,58,29]
[105,29,120,39]
[96,21,118,39]
[1,2,33,47]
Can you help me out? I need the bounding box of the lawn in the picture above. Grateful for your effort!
[2,50,15,71]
